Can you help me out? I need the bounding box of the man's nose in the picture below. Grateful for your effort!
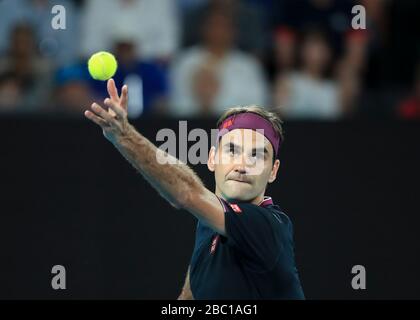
[234,165,248,175]
[234,153,255,172]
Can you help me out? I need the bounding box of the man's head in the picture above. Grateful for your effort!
[207,106,284,202]
[10,23,36,58]
[301,28,332,76]
[201,10,235,53]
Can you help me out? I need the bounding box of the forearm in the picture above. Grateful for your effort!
[112,124,204,208]
[85,80,225,233]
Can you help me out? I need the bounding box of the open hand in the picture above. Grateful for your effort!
[84,78,130,144]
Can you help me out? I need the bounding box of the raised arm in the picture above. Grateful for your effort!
[84,79,225,234]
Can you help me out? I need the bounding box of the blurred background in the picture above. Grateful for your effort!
[0,0,418,119]
[0,0,419,299]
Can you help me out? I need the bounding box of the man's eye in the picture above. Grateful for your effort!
[252,152,264,159]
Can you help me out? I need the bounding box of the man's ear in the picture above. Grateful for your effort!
[268,159,280,183]
[207,146,216,172]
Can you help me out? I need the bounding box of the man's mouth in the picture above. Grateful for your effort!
[228,178,251,184]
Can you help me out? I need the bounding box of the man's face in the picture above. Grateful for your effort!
[203,13,235,50]
[208,129,280,202]
[302,36,331,73]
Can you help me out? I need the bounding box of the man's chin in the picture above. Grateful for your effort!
[222,189,253,202]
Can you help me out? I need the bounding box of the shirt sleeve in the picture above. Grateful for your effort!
[221,198,291,272]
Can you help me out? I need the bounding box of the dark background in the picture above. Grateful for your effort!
[1,116,419,299]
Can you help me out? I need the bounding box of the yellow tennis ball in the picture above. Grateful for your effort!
[87,51,118,81]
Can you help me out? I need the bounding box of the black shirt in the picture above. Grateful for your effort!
[189,196,305,300]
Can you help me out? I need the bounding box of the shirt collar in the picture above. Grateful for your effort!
[258,196,273,207]
[219,195,274,207]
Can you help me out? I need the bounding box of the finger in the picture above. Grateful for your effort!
[104,97,117,117]
[104,98,124,117]
[108,107,117,117]
[90,102,114,122]
[120,85,128,111]
[84,110,108,127]
[107,78,119,102]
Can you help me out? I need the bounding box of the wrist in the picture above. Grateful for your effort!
[113,123,134,146]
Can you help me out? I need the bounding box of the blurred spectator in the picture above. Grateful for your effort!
[360,0,387,42]
[80,0,180,63]
[273,0,355,57]
[273,29,342,119]
[262,26,297,89]
[0,0,81,66]
[335,30,369,116]
[181,0,266,57]
[190,62,220,116]
[0,72,23,112]
[0,23,53,112]
[52,64,93,115]
[170,10,268,117]
[341,30,369,75]
[89,29,169,118]
[396,62,420,119]
[273,26,298,76]
[176,0,209,11]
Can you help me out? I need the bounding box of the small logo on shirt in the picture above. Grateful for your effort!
[229,204,242,213]
[210,234,220,254]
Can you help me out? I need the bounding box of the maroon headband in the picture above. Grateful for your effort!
[216,112,281,157]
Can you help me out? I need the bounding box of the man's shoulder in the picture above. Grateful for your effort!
[224,200,292,226]
[268,205,293,227]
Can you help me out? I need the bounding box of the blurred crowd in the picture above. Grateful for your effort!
[0,0,418,120]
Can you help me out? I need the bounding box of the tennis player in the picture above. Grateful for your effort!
[84,79,305,300]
